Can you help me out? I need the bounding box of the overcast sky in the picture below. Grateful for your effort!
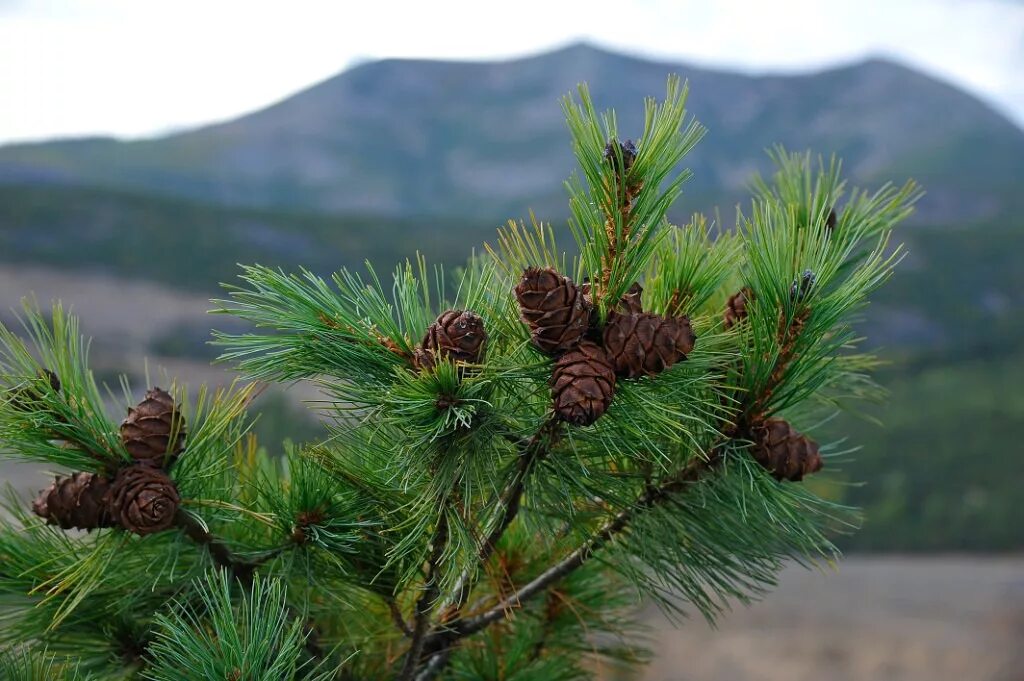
[1,0,1022,144]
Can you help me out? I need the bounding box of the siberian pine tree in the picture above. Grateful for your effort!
[0,77,919,680]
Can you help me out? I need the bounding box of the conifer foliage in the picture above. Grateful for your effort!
[0,76,919,679]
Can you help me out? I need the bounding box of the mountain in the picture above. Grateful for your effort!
[2,42,1022,223]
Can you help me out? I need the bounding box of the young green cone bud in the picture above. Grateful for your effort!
[603,138,637,176]
[790,270,816,303]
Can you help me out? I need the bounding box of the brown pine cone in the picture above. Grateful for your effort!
[105,465,180,536]
[751,419,823,482]
[32,471,114,531]
[515,268,590,355]
[603,311,696,378]
[415,310,487,371]
[550,341,616,426]
[723,287,752,330]
[826,208,837,231]
[120,387,185,468]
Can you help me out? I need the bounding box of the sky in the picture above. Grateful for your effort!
[1,0,1022,144]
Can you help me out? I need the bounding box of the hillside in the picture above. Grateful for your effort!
[1,43,1022,223]
[0,185,482,288]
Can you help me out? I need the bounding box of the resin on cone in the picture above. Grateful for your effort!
[414,309,487,371]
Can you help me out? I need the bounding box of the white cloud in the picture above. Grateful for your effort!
[0,0,1021,144]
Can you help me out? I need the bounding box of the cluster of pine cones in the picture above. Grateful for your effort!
[515,269,696,426]
[32,385,185,536]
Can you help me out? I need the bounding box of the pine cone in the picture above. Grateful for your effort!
[603,311,696,378]
[826,208,837,231]
[120,387,185,468]
[723,287,752,330]
[515,268,590,355]
[751,419,823,482]
[32,471,114,531]
[105,464,180,536]
[414,309,487,371]
[550,341,616,426]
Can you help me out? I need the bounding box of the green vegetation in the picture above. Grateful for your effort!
[835,352,1024,551]
[0,185,485,292]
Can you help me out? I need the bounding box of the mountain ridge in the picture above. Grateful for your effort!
[1,42,1022,223]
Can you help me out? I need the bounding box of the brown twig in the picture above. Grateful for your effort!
[174,510,323,661]
[434,418,559,623]
[174,510,257,579]
[396,510,450,680]
[388,598,413,637]
[400,418,560,676]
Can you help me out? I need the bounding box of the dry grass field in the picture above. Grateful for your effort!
[624,557,1024,681]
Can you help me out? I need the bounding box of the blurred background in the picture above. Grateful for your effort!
[1,1,1022,679]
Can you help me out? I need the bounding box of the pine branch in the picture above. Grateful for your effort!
[401,418,561,677]
[388,598,413,637]
[412,451,718,679]
[173,510,283,584]
[441,417,560,619]
[172,513,327,664]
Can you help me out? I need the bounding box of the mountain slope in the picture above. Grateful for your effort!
[1,43,1022,222]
